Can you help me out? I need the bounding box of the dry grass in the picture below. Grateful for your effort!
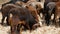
[0,24,60,34]
[0,0,10,4]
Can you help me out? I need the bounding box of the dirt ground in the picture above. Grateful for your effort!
[0,0,60,34]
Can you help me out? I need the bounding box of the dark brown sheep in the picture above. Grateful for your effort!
[1,4,21,25]
[9,7,40,34]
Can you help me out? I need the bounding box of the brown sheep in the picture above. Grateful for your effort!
[1,4,21,25]
[54,2,60,27]
[9,7,40,34]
